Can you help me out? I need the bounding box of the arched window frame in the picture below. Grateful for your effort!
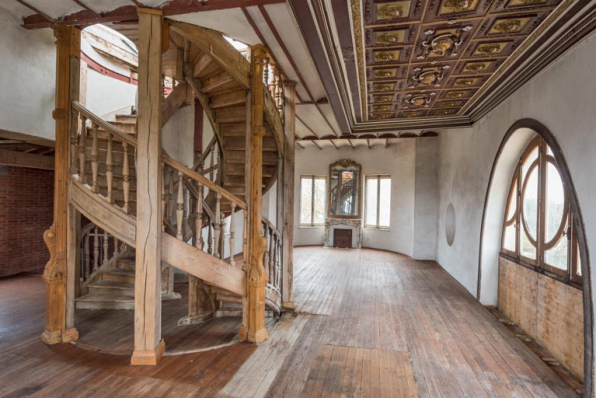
[500,137,582,288]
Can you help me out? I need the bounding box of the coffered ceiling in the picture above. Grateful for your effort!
[290,0,596,134]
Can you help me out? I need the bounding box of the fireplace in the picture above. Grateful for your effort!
[323,218,362,249]
[333,229,352,249]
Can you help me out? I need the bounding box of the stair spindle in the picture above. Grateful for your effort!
[93,227,99,272]
[78,117,87,183]
[113,237,119,257]
[263,225,270,277]
[277,238,282,288]
[103,230,109,264]
[161,163,166,231]
[91,124,99,193]
[195,181,203,250]
[243,210,248,269]
[71,111,80,175]
[269,227,274,279]
[84,233,90,279]
[168,168,174,223]
[176,171,184,240]
[106,133,114,203]
[209,149,215,183]
[229,203,236,266]
[220,211,226,260]
[263,57,269,86]
[122,142,130,213]
[214,193,222,258]
[207,217,213,255]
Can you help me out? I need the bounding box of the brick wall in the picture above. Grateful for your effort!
[0,165,54,277]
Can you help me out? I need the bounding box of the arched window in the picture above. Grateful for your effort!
[501,137,582,287]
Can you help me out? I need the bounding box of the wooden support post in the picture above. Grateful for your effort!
[240,45,268,344]
[41,24,80,345]
[131,8,165,366]
[282,82,297,310]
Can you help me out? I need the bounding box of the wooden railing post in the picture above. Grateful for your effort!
[240,44,269,344]
[282,81,297,310]
[132,8,166,366]
[42,24,81,345]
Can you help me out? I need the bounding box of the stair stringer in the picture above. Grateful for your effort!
[70,177,246,297]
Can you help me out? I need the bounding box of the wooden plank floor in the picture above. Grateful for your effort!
[0,247,580,397]
[222,247,579,398]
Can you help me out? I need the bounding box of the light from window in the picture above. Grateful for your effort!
[300,175,326,226]
[501,137,581,286]
[365,175,391,228]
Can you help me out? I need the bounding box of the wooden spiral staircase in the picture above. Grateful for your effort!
[66,20,288,329]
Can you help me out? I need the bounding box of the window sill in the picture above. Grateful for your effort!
[364,227,390,232]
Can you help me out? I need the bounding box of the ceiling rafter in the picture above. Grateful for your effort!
[296,114,320,139]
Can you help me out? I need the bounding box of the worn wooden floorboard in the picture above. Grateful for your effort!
[0,247,579,397]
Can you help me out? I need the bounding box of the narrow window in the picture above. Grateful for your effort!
[299,175,326,227]
[365,175,391,229]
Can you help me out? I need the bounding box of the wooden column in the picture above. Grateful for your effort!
[131,8,166,366]
[239,45,268,343]
[282,82,297,309]
[41,24,80,345]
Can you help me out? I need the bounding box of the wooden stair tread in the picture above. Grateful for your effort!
[76,293,134,303]
[87,280,134,290]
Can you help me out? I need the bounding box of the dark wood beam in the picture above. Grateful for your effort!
[0,148,54,170]
[24,0,286,29]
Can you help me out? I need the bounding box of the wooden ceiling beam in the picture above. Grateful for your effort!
[0,148,54,170]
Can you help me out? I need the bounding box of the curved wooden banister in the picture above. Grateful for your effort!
[72,101,136,147]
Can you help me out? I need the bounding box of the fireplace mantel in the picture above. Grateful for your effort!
[324,218,362,249]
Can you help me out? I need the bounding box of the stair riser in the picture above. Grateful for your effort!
[88,286,134,296]
[102,273,135,284]
[118,260,135,271]
[76,301,135,310]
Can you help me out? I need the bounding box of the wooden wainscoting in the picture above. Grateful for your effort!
[498,256,584,380]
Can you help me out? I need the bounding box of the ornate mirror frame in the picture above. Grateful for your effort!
[327,159,363,219]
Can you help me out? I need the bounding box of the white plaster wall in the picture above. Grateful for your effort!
[294,141,419,256]
[162,105,195,166]
[413,139,439,260]
[436,30,596,307]
[0,8,55,140]
[85,69,137,119]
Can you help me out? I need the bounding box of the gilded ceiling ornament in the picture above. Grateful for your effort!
[489,18,529,34]
[376,30,406,45]
[413,70,444,86]
[377,2,412,20]
[474,42,506,55]
[440,0,479,14]
[455,78,477,86]
[446,90,470,98]
[509,0,547,6]
[375,69,395,79]
[464,62,490,72]
[438,100,462,108]
[402,110,424,117]
[374,105,392,112]
[421,31,463,57]
[374,84,394,92]
[405,93,432,107]
[376,95,393,102]
[374,51,398,62]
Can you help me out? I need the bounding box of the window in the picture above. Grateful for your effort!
[300,175,326,227]
[500,137,582,287]
[365,175,391,229]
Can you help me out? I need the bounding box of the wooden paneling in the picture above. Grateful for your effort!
[498,256,584,380]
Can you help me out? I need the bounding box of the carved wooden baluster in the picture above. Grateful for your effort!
[103,230,109,264]
[71,111,80,174]
[78,117,87,183]
[209,149,215,183]
[263,57,269,86]
[214,193,222,258]
[269,227,275,279]
[229,203,236,266]
[161,164,166,231]
[168,168,175,223]
[263,225,270,278]
[93,227,99,272]
[91,123,99,193]
[122,142,130,213]
[84,233,90,279]
[106,133,114,203]
[195,180,203,250]
[243,210,248,269]
[275,71,282,110]
[276,235,281,288]
[220,211,226,260]
[114,237,119,257]
[176,171,184,240]
[207,218,213,255]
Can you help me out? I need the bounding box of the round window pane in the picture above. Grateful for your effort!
[522,166,538,241]
[545,162,565,243]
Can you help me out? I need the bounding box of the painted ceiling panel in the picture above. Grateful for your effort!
[24,0,85,20]
[0,2,34,20]
[318,103,342,136]
[168,9,261,45]
[264,3,327,102]
[295,117,313,138]
[84,0,132,13]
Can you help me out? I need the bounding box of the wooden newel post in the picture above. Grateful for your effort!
[131,7,167,366]
[240,45,269,343]
[41,24,81,345]
[282,81,297,310]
